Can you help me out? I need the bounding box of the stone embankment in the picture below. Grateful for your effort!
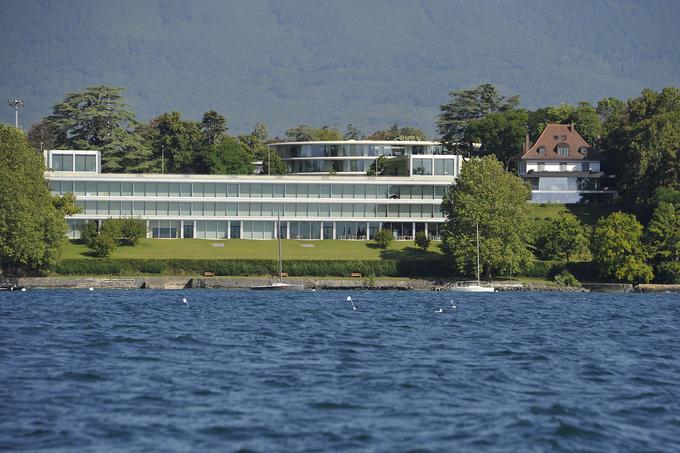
[6,276,679,292]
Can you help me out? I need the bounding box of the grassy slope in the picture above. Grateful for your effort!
[62,239,444,261]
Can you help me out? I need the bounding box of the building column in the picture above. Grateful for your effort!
[366,222,370,240]
[286,221,290,239]
[320,221,324,240]
[146,220,150,238]
[425,222,429,238]
[412,222,416,239]
[332,221,337,240]
[227,220,231,239]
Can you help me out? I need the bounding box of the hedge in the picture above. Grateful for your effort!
[519,260,598,281]
[54,258,454,277]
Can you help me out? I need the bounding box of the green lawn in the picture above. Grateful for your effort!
[530,203,619,226]
[62,239,444,261]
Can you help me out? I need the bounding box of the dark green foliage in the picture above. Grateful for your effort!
[366,124,426,141]
[438,84,520,154]
[54,258,453,277]
[441,156,532,279]
[535,216,589,262]
[78,222,98,245]
[528,102,603,144]
[202,137,254,175]
[344,123,363,140]
[553,270,581,287]
[591,212,653,283]
[415,231,430,251]
[646,202,680,263]
[0,125,67,275]
[116,218,147,246]
[373,229,394,249]
[655,261,680,284]
[45,86,153,173]
[201,110,228,146]
[90,232,117,258]
[366,156,388,176]
[147,111,204,173]
[285,125,342,141]
[464,109,529,170]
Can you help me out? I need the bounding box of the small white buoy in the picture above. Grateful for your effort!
[312,289,316,292]
[88,287,94,291]
[20,288,27,292]
[182,297,188,304]
[435,308,443,313]
[346,296,357,310]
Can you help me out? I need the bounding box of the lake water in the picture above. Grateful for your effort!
[1,290,679,452]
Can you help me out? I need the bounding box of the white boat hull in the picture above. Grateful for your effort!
[448,285,495,292]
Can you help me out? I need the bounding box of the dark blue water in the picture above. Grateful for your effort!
[2,290,680,452]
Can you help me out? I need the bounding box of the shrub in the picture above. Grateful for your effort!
[117,217,147,246]
[656,261,680,284]
[78,222,98,244]
[553,270,581,287]
[373,229,394,249]
[90,233,117,258]
[414,231,430,251]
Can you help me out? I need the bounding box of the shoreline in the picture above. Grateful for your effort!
[4,276,679,293]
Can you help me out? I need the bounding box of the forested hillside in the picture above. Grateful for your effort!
[2,0,680,135]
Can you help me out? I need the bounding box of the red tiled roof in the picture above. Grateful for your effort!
[520,124,603,161]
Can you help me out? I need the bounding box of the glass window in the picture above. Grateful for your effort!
[97,201,108,215]
[422,186,434,199]
[331,204,342,216]
[319,184,331,198]
[62,181,73,194]
[230,222,241,239]
[86,182,96,195]
[193,202,204,216]
[354,204,364,217]
[74,182,86,195]
[296,203,307,216]
[157,202,168,216]
[342,185,353,199]
[133,201,144,215]
[157,183,169,197]
[284,203,295,216]
[227,203,238,216]
[239,203,250,216]
[342,204,353,218]
[319,204,330,217]
[412,158,433,175]
[215,202,226,216]
[204,202,215,216]
[181,183,192,197]
[108,182,121,196]
[122,201,133,215]
[169,202,180,216]
[168,183,180,197]
[250,203,261,216]
[435,186,446,197]
[261,184,272,198]
[365,203,376,217]
[193,183,204,197]
[399,204,410,218]
[250,183,261,198]
[261,203,272,216]
[273,184,285,198]
[181,203,191,216]
[145,201,156,215]
[75,155,86,171]
[376,204,387,217]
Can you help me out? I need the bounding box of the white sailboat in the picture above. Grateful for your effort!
[251,213,305,291]
[449,221,495,292]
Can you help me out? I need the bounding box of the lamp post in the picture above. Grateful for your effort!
[8,99,24,128]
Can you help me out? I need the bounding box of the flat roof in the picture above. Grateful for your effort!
[269,140,442,146]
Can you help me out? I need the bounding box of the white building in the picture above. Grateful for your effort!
[45,141,461,240]
[517,124,616,203]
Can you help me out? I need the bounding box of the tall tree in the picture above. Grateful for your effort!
[646,202,680,263]
[201,137,254,175]
[0,125,67,275]
[285,124,342,141]
[441,156,532,279]
[344,123,363,140]
[437,83,519,154]
[591,212,653,283]
[201,110,228,146]
[26,119,58,152]
[528,102,603,144]
[535,216,589,262]
[252,122,269,142]
[148,111,204,173]
[239,133,286,175]
[45,86,152,172]
[464,109,528,170]
[604,87,680,210]
[366,125,426,141]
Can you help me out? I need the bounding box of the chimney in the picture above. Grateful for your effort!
[569,122,574,133]
[524,133,531,153]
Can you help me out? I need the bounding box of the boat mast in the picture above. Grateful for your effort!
[476,220,481,286]
[278,212,283,282]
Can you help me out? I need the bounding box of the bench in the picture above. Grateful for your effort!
[203,272,215,277]
[351,272,362,278]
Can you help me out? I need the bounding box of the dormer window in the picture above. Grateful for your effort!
[579,146,588,155]
[557,144,569,156]
[553,135,559,140]
[538,146,546,156]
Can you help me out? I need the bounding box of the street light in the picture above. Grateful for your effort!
[8,99,24,129]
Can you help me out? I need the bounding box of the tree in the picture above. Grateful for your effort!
[528,102,603,144]
[252,122,269,142]
[148,111,204,173]
[535,216,589,262]
[344,123,363,140]
[591,212,653,283]
[45,86,153,173]
[464,109,528,170]
[239,133,286,175]
[26,119,58,152]
[0,125,67,275]
[285,124,342,141]
[441,156,531,279]
[366,125,426,141]
[201,110,228,145]
[201,137,254,174]
[373,229,394,249]
[366,155,388,176]
[415,231,430,251]
[117,218,148,246]
[437,83,519,154]
[646,202,680,263]
[600,88,680,210]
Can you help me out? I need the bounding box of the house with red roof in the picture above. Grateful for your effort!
[517,124,616,203]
